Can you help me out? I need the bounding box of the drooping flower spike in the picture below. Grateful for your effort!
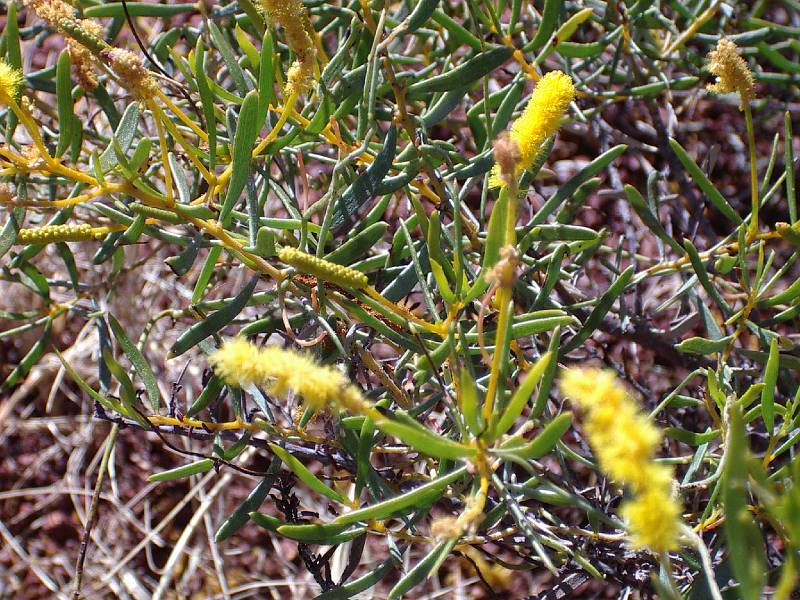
[706,38,755,107]
[560,368,682,553]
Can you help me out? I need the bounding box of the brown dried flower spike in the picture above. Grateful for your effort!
[706,38,755,107]
[102,49,158,98]
[67,20,103,91]
[492,132,521,189]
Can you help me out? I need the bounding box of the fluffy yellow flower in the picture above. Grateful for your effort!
[578,403,661,491]
[259,0,316,96]
[706,38,755,106]
[209,337,368,413]
[0,60,23,105]
[560,370,663,488]
[560,368,681,552]
[620,469,682,553]
[489,70,574,187]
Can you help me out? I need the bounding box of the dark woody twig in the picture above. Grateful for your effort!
[72,423,119,600]
[92,408,359,474]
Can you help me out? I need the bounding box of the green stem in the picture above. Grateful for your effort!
[482,183,518,426]
[658,552,682,599]
[744,102,759,238]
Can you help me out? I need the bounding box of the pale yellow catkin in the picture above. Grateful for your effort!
[101,48,158,97]
[67,20,103,91]
[279,247,368,289]
[24,0,154,96]
[17,224,103,244]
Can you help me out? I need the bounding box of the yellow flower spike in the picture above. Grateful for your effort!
[258,0,317,96]
[0,60,23,105]
[560,368,682,553]
[620,468,682,553]
[706,38,755,106]
[209,337,370,414]
[489,70,575,188]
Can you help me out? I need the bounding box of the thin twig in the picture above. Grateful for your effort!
[72,423,119,600]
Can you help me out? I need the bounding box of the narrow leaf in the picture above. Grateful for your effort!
[108,314,161,411]
[269,444,347,504]
[493,352,552,439]
[170,275,258,357]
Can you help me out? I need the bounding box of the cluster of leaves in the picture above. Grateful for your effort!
[1,0,800,597]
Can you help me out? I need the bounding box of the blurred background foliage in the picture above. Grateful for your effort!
[0,0,799,597]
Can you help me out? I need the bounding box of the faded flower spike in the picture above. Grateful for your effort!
[489,70,575,187]
[279,247,368,289]
[17,223,103,245]
[0,183,15,204]
[209,337,368,414]
[67,20,104,91]
[23,0,107,54]
[706,39,755,106]
[102,49,158,98]
[259,0,317,96]
[23,0,74,30]
[0,60,23,105]
[560,368,681,552]
[492,132,522,188]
